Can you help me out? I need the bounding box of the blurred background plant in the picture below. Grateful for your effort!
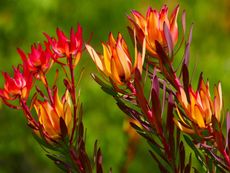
[0,0,230,173]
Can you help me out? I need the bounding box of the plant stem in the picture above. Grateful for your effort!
[20,99,39,129]
[69,56,78,145]
[41,72,54,105]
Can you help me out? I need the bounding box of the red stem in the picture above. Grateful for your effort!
[42,72,54,105]
[69,56,78,145]
[20,99,39,129]
[222,150,230,169]
[127,81,136,95]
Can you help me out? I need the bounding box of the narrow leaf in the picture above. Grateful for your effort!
[226,112,230,149]
[96,149,103,173]
[188,24,193,45]
[149,150,172,173]
[182,64,190,102]
[182,10,186,35]
[184,154,192,173]
[184,135,205,167]
[166,92,175,136]
[134,69,151,121]
[179,142,185,171]
[163,22,173,58]
[60,117,68,139]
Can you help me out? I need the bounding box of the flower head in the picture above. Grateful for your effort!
[18,43,52,78]
[128,5,179,57]
[44,25,83,65]
[34,88,73,141]
[175,78,222,134]
[0,66,33,100]
[86,33,143,85]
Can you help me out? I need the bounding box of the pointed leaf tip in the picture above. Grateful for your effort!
[163,22,173,58]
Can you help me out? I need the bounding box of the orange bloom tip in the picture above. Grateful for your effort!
[33,89,73,142]
[128,4,180,58]
[176,78,223,133]
[87,33,144,86]
[173,118,194,134]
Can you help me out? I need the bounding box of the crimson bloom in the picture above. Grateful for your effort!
[17,43,52,78]
[44,25,83,66]
[0,66,33,100]
[86,33,144,85]
[128,5,179,57]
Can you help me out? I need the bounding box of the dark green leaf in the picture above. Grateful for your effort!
[149,150,172,173]
[183,135,205,167]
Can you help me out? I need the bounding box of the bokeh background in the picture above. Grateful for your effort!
[0,0,230,172]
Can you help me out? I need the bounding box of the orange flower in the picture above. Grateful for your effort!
[86,33,144,85]
[175,78,222,134]
[34,88,72,141]
[128,5,179,57]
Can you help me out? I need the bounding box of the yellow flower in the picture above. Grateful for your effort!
[175,79,222,134]
[86,33,144,85]
[34,88,72,141]
[128,5,179,57]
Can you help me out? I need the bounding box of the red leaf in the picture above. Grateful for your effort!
[134,70,152,122]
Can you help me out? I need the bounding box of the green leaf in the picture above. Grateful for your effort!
[183,135,206,168]
[91,73,117,96]
[149,150,173,173]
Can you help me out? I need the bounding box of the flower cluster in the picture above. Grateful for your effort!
[86,4,230,172]
[0,26,102,172]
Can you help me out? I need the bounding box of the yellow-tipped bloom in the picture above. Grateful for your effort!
[86,33,144,85]
[128,5,179,57]
[34,88,72,141]
[175,79,222,134]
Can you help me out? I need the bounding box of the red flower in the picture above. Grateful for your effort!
[17,43,52,78]
[0,66,33,100]
[44,25,83,65]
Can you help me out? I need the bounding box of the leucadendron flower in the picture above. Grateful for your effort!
[34,88,73,142]
[44,25,83,66]
[175,78,222,134]
[86,33,144,85]
[0,66,33,101]
[18,43,53,78]
[128,5,179,57]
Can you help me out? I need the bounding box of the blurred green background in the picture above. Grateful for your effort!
[0,0,230,172]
